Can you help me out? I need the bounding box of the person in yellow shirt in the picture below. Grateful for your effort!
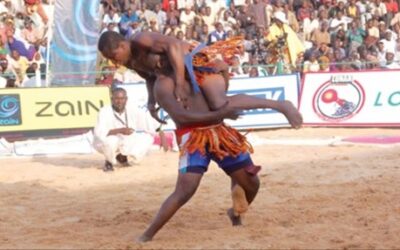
[10,50,30,85]
[265,11,305,71]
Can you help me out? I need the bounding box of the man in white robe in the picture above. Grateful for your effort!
[93,87,154,171]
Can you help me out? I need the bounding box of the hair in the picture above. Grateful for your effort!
[111,87,127,95]
[26,65,35,78]
[98,31,126,56]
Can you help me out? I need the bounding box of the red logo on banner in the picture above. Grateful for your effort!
[312,76,366,122]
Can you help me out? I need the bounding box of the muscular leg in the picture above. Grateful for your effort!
[227,168,260,226]
[138,172,203,242]
[201,74,302,128]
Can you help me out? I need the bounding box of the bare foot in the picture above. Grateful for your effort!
[227,208,242,226]
[232,184,248,216]
[281,101,303,129]
[136,234,152,243]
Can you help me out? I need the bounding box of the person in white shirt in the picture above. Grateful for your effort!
[206,0,226,24]
[179,5,196,33]
[93,87,154,171]
[102,8,121,33]
[384,50,400,69]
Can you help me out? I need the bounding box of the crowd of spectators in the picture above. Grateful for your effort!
[0,0,51,88]
[97,0,400,85]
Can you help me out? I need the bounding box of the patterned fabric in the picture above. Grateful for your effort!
[176,123,253,160]
[185,36,244,91]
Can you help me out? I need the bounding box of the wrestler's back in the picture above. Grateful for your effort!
[154,75,222,127]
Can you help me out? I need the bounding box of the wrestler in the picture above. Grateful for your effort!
[98,31,244,115]
[137,54,303,242]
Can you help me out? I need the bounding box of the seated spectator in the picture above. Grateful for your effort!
[21,18,42,45]
[249,66,259,77]
[6,27,36,61]
[102,8,121,33]
[347,20,366,54]
[383,50,400,69]
[0,57,17,81]
[149,18,160,32]
[318,55,330,72]
[22,63,44,87]
[93,87,154,171]
[208,22,227,44]
[311,21,331,46]
[219,10,237,32]
[303,51,321,72]
[154,4,167,32]
[377,40,387,66]
[380,30,396,53]
[10,49,30,84]
[119,8,139,35]
[179,4,196,33]
[303,10,319,41]
[125,21,141,39]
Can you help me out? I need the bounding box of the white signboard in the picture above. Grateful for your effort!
[300,71,400,126]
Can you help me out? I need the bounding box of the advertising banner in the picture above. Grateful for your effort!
[0,86,110,135]
[50,0,100,85]
[122,74,300,130]
[300,71,400,126]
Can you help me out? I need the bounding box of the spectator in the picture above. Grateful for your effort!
[311,20,330,46]
[284,3,300,33]
[93,87,154,172]
[346,0,360,19]
[347,20,366,54]
[249,66,259,77]
[380,30,396,53]
[206,0,226,24]
[248,0,268,28]
[102,8,121,33]
[119,8,139,35]
[21,18,42,45]
[219,10,237,32]
[329,10,349,34]
[208,22,227,44]
[10,49,30,84]
[166,0,180,26]
[179,4,196,33]
[154,4,167,32]
[125,21,141,39]
[6,27,36,61]
[303,10,319,41]
[265,11,305,68]
[384,50,400,68]
[318,55,330,71]
[303,51,321,72]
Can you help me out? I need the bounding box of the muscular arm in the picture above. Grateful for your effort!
[153,77,236,126]
[135,69,166,124]
[133,32,186,94]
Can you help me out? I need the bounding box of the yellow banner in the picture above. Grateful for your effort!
[0,86,111,132]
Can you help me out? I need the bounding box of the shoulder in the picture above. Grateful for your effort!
[99,105,113,116]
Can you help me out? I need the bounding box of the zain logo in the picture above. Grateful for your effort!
[0,95,22,126]
[312,76,365,122]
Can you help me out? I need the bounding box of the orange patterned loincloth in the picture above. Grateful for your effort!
[186,37,244,87]
[176,123,253,160]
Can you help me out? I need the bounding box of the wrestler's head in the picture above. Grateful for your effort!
[98,31,130,66]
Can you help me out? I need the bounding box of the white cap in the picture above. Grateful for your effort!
[274,11,288,24]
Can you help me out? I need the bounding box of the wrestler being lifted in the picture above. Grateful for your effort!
[98,31,301,128]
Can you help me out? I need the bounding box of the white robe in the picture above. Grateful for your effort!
[93,105,154,164]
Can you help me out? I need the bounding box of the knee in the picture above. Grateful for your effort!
[208,98,228,111]
[173,187,196,205]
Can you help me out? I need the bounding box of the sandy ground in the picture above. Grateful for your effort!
[1,127,399,249]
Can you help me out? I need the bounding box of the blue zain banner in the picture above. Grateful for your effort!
[51,0,100,85]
